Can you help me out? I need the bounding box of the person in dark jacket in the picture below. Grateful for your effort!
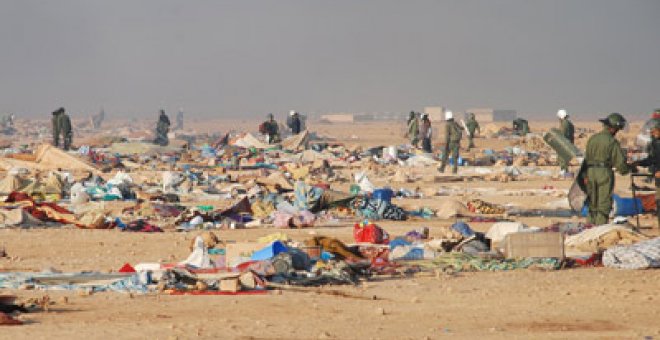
[52,108,63,147]
[419,114,432,153]
[289,110,301,135]
[633,120,660,227]
[261,113,280,143]
[154,110,171,146]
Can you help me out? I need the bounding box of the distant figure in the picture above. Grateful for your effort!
[175,108,184,130]
[288,110,301,135]
[52,107,73,150]
[512,118,530,136]
[557,109,575,174]
[260,113,280,144]
[439,111,462,174]
[465,112,480,150]
[154,110,171,146]
[0,113,15,133]
[419,114,432,153]
[405,111,419,148]
[91,108,105,129]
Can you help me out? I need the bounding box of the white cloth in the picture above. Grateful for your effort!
[179,236,214,268]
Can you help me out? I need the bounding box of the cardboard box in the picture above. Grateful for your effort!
[504,232,565,259]
[220,278,240,292]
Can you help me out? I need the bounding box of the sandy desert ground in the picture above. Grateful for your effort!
[1,118,659,340]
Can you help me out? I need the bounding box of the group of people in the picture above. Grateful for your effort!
[260,110,303,144]
[45,105,658,227]
[405,110,480,174]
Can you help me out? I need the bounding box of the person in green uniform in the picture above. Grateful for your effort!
[465,112,480,150]
[51,108,63,147]
[405,111,419,148]
[512,118,530,136]
[438,111,462,174]
[557,109,575,174]
[632,120,660,227]
[58,108,73,150]
[582,113,631,225]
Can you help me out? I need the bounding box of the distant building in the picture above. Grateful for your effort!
[320,114,354,123]
[319,113,376,123]
[466,108,517,122]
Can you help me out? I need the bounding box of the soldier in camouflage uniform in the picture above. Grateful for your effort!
[580,113,630,225]
[438,111,462,174]
[465,112,480,150]
[557,109,575,174]
[633,120,660,227]
[405,111,419,148]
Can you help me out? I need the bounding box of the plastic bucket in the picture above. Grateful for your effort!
[373,188,394,203]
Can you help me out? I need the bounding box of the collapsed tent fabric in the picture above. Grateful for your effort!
[0,144,100,174]
[2,192,83,227]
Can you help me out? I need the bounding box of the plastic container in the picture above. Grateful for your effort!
[372,188,394,203]
[612,194,644,216]
[250,241,288,261]
[581,194,644,217]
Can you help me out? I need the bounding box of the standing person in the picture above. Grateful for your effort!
[465,112,480,150]
[579,113,631,225]
[557,109,576,175]
[419,114,432,153]
[289,110,301,135]
[512,118,530,136]
[51,107,63,147]
[405,111,419,148]
[438,111,462,174]
[632,121,660,227]
[260,113,280,144]
[154,109,171,146]
[59,108,73,150]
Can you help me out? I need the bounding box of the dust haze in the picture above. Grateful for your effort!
[0,0,659,120]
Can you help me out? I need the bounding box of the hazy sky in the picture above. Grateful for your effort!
[1,0,659,119]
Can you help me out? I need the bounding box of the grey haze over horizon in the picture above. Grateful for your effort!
[1,0,659,120]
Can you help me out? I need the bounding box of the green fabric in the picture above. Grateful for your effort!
[583,129,630,224]
[408,253,561,272]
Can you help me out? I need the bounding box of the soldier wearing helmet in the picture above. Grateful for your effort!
[557,109,575,174]
[580,113,631,225]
